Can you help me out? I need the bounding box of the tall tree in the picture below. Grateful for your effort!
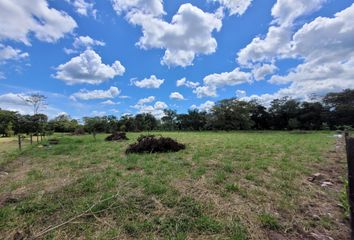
[20,93,47,115]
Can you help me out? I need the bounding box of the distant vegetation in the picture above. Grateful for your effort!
[1,89,354,137]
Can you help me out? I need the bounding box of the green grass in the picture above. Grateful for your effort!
[0,131,347,239]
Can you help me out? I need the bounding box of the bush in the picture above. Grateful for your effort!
[126,135,185,154]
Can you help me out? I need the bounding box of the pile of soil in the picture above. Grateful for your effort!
[126,135,185,154]
[105,132,129,141]
[48,139,59,145]
[73,128,85,135]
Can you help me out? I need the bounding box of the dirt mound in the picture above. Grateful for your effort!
[105,132,129,141]
[126,135,185,154]
[73,128,85,135]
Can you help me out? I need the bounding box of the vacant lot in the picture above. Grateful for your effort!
[0,132,349,239]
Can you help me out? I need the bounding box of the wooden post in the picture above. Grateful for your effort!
[346,137,354,240]
[18,135,22,151]
[345,131,350,143]
[30,134,33,145]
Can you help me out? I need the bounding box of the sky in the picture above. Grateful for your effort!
[0,0,354,119]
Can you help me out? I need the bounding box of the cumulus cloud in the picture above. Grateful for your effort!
[265,4,354,97]
[101,100,120,105]
[252,63,277,81]
[135,96,155,107]
[65,36,105,54]
[116,3,222,67]
[112,0,165,17]
[54,49,125,85]
[193,85,217,98]
[236,90,247,98]
[194,68,252,98]
[190,100,215,112]
[66,0,97,17]
[132,96,167,118]
[271,0,325,27]
[238,4,354,104]
[169,92,184,100]
[237,0,325,66]
[73,36,105,49]
[0,93,32,113]
[211,0,253,16]
[176,77,200,88]
[0,44,29,62]
[132,75,164,88]
[0,0,77,45]
[71,86,121,100]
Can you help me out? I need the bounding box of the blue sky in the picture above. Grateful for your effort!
[0,0,354,119]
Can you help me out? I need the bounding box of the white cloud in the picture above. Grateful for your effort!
[0,44,29,62]
[120,3,222,67]
[211,0,253,16]
[112,0,165,17]
[190,100,215,112]
[101,100,120,105]
[132,75,164,88]
[252,63,277,81]
[65,36,105,54]
[135,96,155,107]
[154,101,168,110]
[0,93,32,113]
[54,49,125,85]
[73,36,105,49]
[265,3,354,99]
[169,92,184,100]
[71,86,121,100]
[271,0,325,27]
[118,95,131,99]
[239,4,354,104]
[194,68,252,98]
[66,0,97,17]
[203,67,252,87]
[132,97,167,118]
[176,77,200,88]
[0,0,77,45]
[193,85,217,98]
[236,90,246,98]
[237,0,325,66]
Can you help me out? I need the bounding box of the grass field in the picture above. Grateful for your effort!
[0,132,349,239]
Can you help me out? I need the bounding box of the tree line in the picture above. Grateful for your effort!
[1,89,353,137]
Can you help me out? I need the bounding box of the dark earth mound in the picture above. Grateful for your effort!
[105,132,129,141]
[48,139,59,145]
[126,135,185,154]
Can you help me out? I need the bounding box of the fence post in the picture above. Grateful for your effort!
[18,135,22,151]
[346,137,354,240]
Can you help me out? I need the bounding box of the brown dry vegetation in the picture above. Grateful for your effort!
[0,132,350,239]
